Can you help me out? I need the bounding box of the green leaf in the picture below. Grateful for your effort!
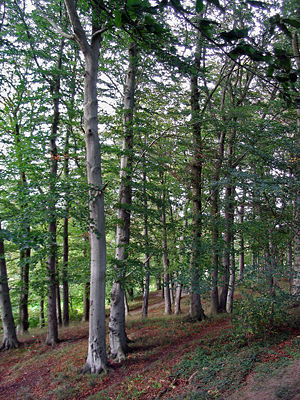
[282,18,300,29]
[274,48,292,71]
[267,65,274,77]
[246,0,269,9]
[127,0,143,6]
[275,74,290,83]
[196,0,205,13]
[114,10,122,27]
[220,28,249,42]
[289,72,298,82]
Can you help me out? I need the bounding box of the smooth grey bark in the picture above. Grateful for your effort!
[109,42,137,361]
[64,0,107,373]
[174,282,182,315]
[124,292,129,317]
[291,33,300,303]
[56,277,62,326]
[0,221,18,350]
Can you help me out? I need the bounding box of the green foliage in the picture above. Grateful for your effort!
[233,274,294,339]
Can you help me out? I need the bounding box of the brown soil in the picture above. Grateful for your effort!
[0,293,299,400]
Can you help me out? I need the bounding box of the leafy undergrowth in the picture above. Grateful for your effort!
[0,292,299,400]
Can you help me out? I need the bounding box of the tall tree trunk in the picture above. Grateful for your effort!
[62,212,69,326]
[210,131,226,314]
[189,28,205,321]
[226,185,236,314]
[109,42,138,362]
[160,172,172,315]
[19,246,30,333]
[291,33,300,303]
[64,0,108,372]
[56,275,62,327]
[62,49,77,327]
[62,125,70,327]
[220,125,236,312]
[0,221,18,350]
[45,39,64,345]
[14,120,31,334]
[238,199,245,280]
[142,155,150,318]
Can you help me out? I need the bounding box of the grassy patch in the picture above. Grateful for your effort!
[171,332,299,400]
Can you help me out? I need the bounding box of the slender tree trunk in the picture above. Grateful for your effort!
[288,241,293,288]
[56,276,62,326]
[40,293,45,328]
[174,283,182,315]
[291,33,300,303]
[64,0,108,371]
[142,267,150,318]
[210,135,225,314]
[45,40,64,345]
[142,159,150,318]
[220,127,236,312]
[124,292,129,317]
[109,42,138,362]
[189,30,205,321]
[82,281,90,322]
[160,172,172,315]
[19,246,30,333]
[0,221,18,350]
[62,51,77,327]
[238,200,245,280]
[156,277,162,291]
[14,121,31,334]
[62,213,69,326]
[62,127,70,327]
[128,288,134,300]
[226,186,236,314]
[210,69,232,315]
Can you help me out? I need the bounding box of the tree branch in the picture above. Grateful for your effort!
[34,0,74,40]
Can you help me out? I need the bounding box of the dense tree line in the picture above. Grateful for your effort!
[0,0,299,373]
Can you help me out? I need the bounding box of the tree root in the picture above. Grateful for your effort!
[0,337,19,351]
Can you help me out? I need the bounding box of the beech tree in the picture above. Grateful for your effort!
[109,42,138,361]
[0,221,18,350]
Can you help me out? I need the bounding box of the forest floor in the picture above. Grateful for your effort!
[0,291,299,400]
